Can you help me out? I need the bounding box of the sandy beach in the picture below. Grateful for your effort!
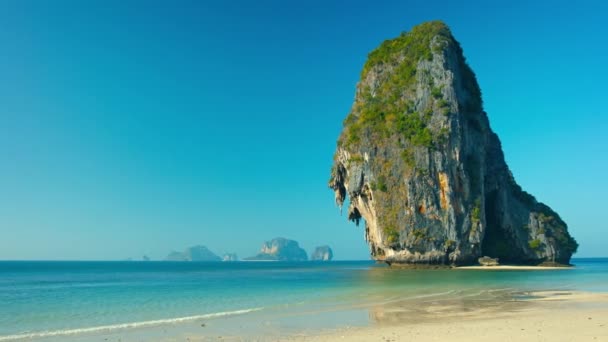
[455,265,574,270]
[288,291,608,342]
[164,290,608,342]
[51,291,608,342]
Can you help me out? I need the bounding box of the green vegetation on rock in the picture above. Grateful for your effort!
[341,21,456,151]
[528,239,542,251]
[444,239,456,250]
[471,198,481,224]
[431,86,443,99]
[412,228,429,242]
[362,21,452,77]
[372,175,388,192]
[349,154,364,164]
[385,226,400,244]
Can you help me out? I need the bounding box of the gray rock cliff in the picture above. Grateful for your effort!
[329,21,577,266]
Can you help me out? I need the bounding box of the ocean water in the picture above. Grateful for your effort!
[1,258,608,341]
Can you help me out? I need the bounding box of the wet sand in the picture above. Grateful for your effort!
[456,265,573,270]
[43,291,608,342]
[288,291,608,342]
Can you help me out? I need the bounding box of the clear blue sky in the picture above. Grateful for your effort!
[1,0,606,260]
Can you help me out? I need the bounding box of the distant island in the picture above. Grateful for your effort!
[163,240,333,262]
[244,237,308,261]
[165,245,221,262]
[328,21,577,266]
[311,246,333,261]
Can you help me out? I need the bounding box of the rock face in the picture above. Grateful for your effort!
[311,246,334,261]
[245,238,308,261]
[329,21,577,266]
[222,253,239,262]
[165,245,221,261]
[478,256,499,266]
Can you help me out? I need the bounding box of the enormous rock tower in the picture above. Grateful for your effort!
[329,21,577,265]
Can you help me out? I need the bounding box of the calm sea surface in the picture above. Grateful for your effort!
[1,258,607,340]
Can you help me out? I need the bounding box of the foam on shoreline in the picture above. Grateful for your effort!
[0,307,263,341]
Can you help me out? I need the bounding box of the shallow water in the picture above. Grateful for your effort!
[1,258,607,340]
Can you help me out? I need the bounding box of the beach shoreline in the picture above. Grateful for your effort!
[5,291,608,342]
[455,265,574,270]
[4,260,608,342]
[286,290,608,342]
[17,289,608,341]
[174,290,608,342]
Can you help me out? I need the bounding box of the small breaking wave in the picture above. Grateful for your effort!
[0,307,263,341]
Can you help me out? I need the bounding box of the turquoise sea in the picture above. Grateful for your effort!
[1,258,608,341]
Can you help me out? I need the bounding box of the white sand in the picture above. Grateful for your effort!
[455,265,573,270]
[286,291,608,342]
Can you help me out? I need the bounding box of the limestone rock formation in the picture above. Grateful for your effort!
[245,238,308,261]
[329,21,577,266]
[311,246,334,261]
[165,245,221,261]
[478,256,499,266]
